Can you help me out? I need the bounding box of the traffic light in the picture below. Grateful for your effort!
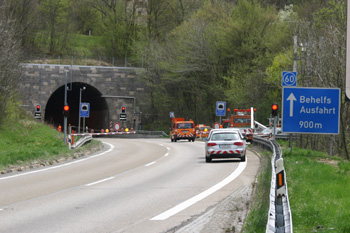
[63,105,70,117]
[121,106,126,113]
[36,105,41,112]
[272,103,278,117]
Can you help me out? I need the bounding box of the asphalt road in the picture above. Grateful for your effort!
[0,138,260,233]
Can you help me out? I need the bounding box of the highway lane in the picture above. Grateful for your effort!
[0,138,260,233]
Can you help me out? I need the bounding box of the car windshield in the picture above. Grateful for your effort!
[177,123,194,129]
[233,118,250,123]
[211,132,239,141]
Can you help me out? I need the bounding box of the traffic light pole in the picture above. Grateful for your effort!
[64,71,68,145]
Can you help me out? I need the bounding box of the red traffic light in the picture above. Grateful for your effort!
[36,105,41,112]
[63,105,69,117]
[121,106,126,113]
[272,104,278,117]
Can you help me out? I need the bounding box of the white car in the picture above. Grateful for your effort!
[204,128,247,163]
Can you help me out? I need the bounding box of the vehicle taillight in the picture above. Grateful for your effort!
[234,142,244,146]
[207,143,217,147]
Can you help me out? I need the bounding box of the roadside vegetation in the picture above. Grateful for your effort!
[283,145,350,232]
[243,141,350,232]
[0,106,101,172]
[242,148,271,233]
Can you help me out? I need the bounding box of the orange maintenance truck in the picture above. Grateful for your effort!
[170,118,196,142]
[222,108,256,143]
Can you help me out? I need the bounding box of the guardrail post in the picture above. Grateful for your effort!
[275,158,286,232]
[276,158,286,197]
[68,125,72,149]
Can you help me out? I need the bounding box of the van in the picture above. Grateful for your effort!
[170,118,196,142]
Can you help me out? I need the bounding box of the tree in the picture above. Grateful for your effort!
[140,1,232,125]
[291,0,350,159]
[38,0,73,54]
[0,0,22,126]
[4,0,39,54]
[218,0,290,121]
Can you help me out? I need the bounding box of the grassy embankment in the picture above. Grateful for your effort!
[243,141,350,233]
[0,116,101,171]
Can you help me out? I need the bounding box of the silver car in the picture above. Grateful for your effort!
[204,129,246,163]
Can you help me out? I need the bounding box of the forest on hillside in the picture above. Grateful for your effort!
[1,0,350,159]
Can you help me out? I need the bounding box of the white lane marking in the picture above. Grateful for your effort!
[0,142,114,181]
[85,176,115,187]
[145,161,156,167]
[164,144,170,157]
[150,159,247,221]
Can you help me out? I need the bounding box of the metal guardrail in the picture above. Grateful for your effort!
[136,130,168,137]
[253,137,293,233]
[70,135,92,149]
[68,131,168,149]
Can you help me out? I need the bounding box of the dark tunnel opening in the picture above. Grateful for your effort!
[45,82,109,131]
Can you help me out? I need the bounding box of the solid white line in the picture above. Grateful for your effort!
[150,159,247,221]
[85,176,115,187]
[0,142,115,181]
[145,161,156,167]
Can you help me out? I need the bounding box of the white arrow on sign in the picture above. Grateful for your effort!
[287,93,297,117]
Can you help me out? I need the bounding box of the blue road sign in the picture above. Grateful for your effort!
[80,103,90,118]
[170,112,175,118]
[282,87,340,134]
[216,101,226,116]
[282,71,297,86]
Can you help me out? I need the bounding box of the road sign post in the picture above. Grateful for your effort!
[346,0,350,100]
[282,87,340,134]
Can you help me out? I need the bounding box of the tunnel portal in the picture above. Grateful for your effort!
[45,82,108,131]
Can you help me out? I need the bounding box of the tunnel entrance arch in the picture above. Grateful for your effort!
[45,82,109,131]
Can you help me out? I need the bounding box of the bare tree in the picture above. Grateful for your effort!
[0,0,22,126]
[294,1,350,159]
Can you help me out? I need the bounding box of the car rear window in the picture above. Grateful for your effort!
[211,132,239,141]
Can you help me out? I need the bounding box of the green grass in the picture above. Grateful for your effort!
[68,34,107,58]
[0,117,100,171]
[242,149,271,233]
[283,147,350,232]
[243,143,350,233]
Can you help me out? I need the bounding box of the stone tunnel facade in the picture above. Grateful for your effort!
[19,64,150,131]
